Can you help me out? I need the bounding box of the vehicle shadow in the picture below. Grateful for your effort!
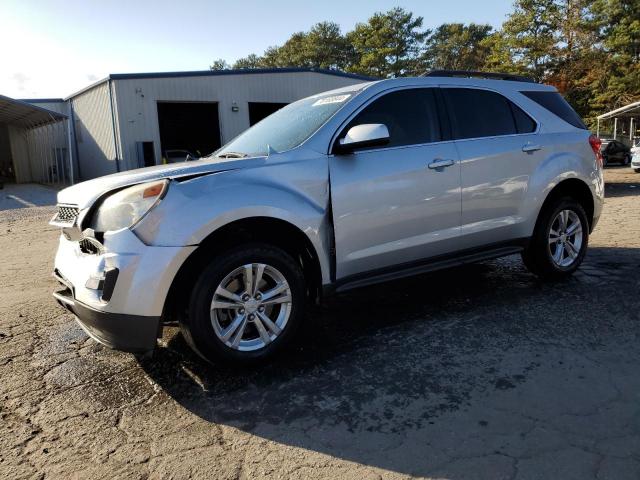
[604,179,640,198]
[139,246,640,477]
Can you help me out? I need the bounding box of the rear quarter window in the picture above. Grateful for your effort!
[522,91,587,130]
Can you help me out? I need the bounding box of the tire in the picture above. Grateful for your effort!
[179,243,306,365]
[634,168,640,173]
[522,197,589,280]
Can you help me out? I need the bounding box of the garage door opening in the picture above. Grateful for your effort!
[248,102,288,126]
[157,102,221,161]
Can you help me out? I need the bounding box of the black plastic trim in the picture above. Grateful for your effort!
[424,70,536,83]
[53,287,160,353]
[101,267,119,302]
[324,239,528,295]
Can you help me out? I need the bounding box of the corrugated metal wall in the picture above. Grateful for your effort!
[22,101,71,184]
[112,72,364,171]
[70,82,120,180]
[7,125,30,183]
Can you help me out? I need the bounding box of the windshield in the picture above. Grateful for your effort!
[214,90,360,157]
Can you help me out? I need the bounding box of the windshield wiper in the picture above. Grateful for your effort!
[216,152,248,159]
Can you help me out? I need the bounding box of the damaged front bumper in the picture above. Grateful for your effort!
[52,225,196,353]
[53,271,161,352]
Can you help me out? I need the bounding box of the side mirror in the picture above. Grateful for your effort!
[334,123,390,154]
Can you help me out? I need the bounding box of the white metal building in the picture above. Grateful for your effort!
[0,96,72,185]
[596,100,640,145]
[64,68,372,181]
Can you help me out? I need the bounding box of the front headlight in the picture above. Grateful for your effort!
[90,180,168,232]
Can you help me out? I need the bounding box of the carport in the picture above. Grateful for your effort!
[0,94,74,185]
[596,100,640,145]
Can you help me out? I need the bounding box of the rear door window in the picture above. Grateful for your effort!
[443,88,537,139]
[511,102,537,133]
[344,88,441,150]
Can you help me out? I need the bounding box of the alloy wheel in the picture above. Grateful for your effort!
[210,263,292,351]
[548,209,583,268]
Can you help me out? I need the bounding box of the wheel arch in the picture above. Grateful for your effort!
[538,178,595,232]
[163,216,324,323]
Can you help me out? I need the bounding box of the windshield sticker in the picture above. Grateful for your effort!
[312,94,351,106]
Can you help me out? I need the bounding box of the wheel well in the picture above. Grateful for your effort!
[163,217,323,322]
[541,179,594,230]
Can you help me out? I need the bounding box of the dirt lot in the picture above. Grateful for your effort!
[1,169,639,480]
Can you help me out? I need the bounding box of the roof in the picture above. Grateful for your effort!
[19,98,65,103]
[66,67,377,100]
[597,100,640,120]
[0,94,67,128]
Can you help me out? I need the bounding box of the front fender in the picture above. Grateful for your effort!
[133,158,332,283]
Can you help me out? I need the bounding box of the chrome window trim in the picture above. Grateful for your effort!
[328,84,542,155]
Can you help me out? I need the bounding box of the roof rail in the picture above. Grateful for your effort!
[424,70,536,83]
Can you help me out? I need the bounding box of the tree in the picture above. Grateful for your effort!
[265,32,308,67]
[499,0,561,81]
[210,58,230,70]
[347,7,428,77]
[303,22,356,70]
[481,31,527,74]
[422,23,494,71]
[232,22,354,70]
[233,54,265,69]
[590,0,640,111]
[546,0,604,124]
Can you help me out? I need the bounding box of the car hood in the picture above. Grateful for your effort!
[57,156,266,209]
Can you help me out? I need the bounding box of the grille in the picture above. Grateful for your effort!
[54,205,79,225]
[79,238,100,255]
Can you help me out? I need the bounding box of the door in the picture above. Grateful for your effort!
[330,88,462,280]
[156,102,221,159]
[248,102,288,126]
[442,87,539,247]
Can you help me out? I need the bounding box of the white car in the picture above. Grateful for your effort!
[631,141,640,172]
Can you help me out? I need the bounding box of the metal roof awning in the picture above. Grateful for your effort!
[0,94,67,128]
[597,100,640,120]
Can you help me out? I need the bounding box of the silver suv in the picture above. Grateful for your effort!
[51,72,604,364]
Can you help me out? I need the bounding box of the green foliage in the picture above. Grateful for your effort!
[209,58,230,70]
[500,0,560,81]
[232,54,264,69]
[211,3,639,123]
[231,22,354,71]
[590,0,640,110]
[422,23,494,71]
[346,7,427,77]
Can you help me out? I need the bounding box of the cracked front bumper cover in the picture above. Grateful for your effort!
[53,285,160,353]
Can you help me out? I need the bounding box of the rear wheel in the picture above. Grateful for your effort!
[522,197,589,279]
[180,243,306,364]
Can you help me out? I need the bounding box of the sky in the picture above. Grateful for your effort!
[1,0,513,99]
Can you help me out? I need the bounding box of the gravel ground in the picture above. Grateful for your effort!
[1,169,639,479]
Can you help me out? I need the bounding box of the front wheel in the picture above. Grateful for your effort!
[180,243,306,364]
[522,197,589,279]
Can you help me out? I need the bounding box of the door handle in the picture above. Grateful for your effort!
[428,158,455,169]
[522,144,542,153]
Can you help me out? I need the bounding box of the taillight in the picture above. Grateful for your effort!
[589,134,603,167]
